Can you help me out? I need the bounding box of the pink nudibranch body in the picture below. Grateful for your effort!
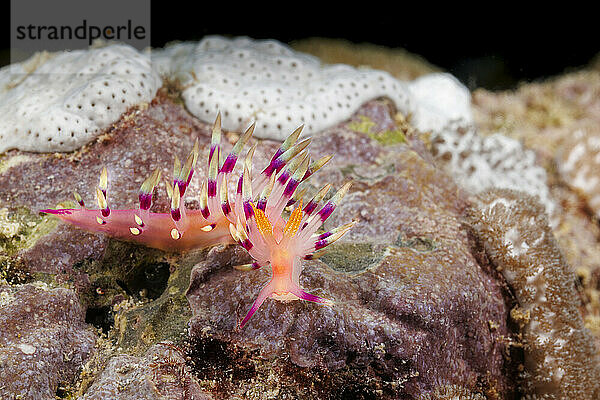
[42,114,355,328]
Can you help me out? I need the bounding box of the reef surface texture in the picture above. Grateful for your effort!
[472,68,600,355]
[0,36,599,400]
[0,283,96,400]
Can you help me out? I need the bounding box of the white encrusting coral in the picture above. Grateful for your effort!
[0,44,161,153]
[432,125,556,219]
[152,36,414,140]
[407,72,474,134]
[408,74,555,218]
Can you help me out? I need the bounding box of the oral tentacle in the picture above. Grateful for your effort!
[239,281,275,329]
[289,283,333,306]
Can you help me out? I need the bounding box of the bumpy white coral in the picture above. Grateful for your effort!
[152,36,413,140]
[432,125,555,218]
[406,74,555,218]
[0,44,161,153]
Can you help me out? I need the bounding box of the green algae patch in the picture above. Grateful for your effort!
[347,115,406,145]
[0,207,58,254]
[319,242,385,274]
[369,129,408,146]
[82,243,210,356]
[1,207,59,283]
[111,254,198,355]
[394,233,438,253]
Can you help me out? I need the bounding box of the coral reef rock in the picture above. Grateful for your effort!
[470,188,600,399]
[186,100,518,398]
[471,68,600,353]
[0,283,96,400]
[557,128,600,217]
[2,91,520,398]
[291,37,440,81]
[3,37,600,399]
[403,72,556,220]
[81,342,212,400]
[0,44,161,153]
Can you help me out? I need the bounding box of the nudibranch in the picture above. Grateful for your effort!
[41,114,355,327]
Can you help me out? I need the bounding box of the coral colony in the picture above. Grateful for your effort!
[0,44,161,153]
[42,114,355,328]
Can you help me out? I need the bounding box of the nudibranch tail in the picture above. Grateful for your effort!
[39,207,233,251]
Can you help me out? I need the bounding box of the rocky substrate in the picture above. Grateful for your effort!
[1,40,599,400]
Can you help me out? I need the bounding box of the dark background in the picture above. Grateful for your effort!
[2,2,598,91]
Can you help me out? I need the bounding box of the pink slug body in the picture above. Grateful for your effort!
[42,114,355,327]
